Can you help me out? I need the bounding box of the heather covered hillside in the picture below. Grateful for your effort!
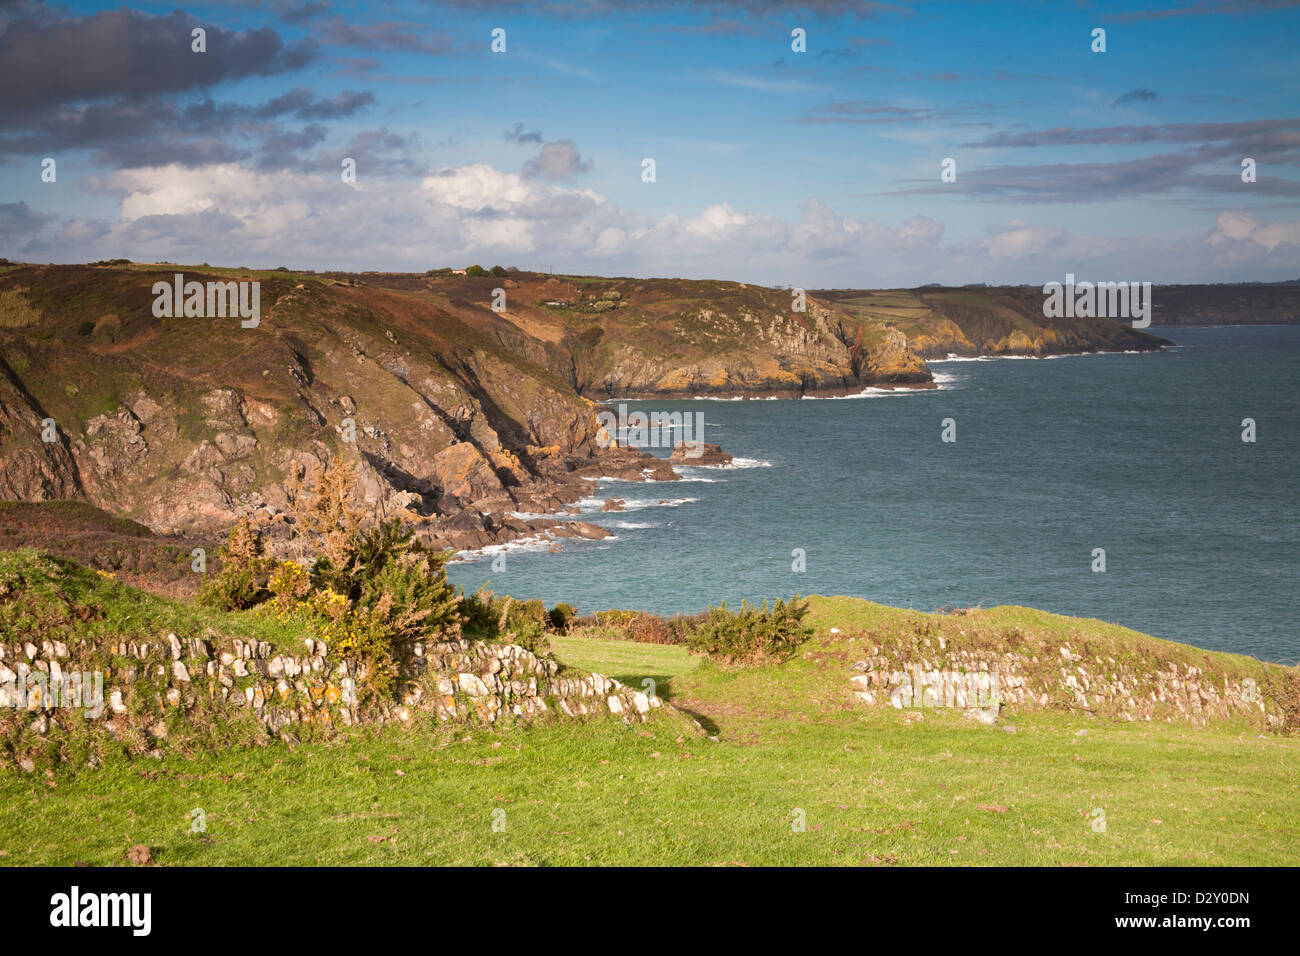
[0,263,661,548]
[815,287,1172,358]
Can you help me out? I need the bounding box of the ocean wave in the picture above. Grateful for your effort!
[683,456,772,469]
[451,535,553,562]
[932,349,1152,364]
[803,386,939,400]
[577,495,700,512]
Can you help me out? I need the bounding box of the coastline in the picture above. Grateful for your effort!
[588,379,939,402]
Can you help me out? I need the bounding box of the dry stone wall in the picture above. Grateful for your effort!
[0,632,661,763]
[847,640,1291,731]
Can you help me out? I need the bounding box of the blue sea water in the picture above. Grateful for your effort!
[448,326,1300,664]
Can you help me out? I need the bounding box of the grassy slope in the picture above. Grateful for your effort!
[0,502,212,600]
[0,264,596,529]
[817,287,1171,356]
[0,548,303,648]
[1,595,1294,866]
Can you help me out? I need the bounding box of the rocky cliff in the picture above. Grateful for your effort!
[815,286,1171,357]
[383,270,934,398]
[0,264,676,550]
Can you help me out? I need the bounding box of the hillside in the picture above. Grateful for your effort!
[1147,281,1300,327]
[0,261,939,545]
[407,270,932,398]
[0,501,210,600]
[0,263,680,548]
[814,286,1172,358]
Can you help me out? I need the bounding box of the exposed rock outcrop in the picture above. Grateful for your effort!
[0,267,682,554]
[670,441,733,466]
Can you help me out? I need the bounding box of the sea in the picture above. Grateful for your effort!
[447,326,1299,664]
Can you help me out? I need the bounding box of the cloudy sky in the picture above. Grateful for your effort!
[1,0,1298,286]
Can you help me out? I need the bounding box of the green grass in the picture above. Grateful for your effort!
[0,549,305,649]
[0,700,1293,866]
[1,594,1295,865]
[551,633,700,699]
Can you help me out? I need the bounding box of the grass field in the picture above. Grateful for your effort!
[1,598,1295,866]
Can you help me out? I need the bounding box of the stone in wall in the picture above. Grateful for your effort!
[0,631,663,765]
[845,642,1288,731]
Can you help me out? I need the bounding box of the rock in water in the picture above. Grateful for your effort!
[670,441,732,466]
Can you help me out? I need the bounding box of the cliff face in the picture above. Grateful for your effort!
[815,287,1172,358]
[410,272,934,398]
[0,265,671,547]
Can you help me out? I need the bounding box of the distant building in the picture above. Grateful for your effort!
[452,269,467,275]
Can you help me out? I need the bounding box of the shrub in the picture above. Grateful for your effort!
[686,596,814,663]
[627,611,692,645]
[359,544,461,645]
[465,264,488,277]
[569,609,701,644]
[268,560,311,611]
[547,602,576,632]
[460,589,550,655]
[197,519,269,611]
[286,459,364,575]
[256,464,469,700]
[293,590,397,702]
[490,265,508,277]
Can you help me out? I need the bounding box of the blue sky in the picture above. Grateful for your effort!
[1,0,1298,285]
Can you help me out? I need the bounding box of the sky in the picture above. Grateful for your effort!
[1,0,1298,286]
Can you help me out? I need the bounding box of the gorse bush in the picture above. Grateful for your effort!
[202,461,585,703]
[197,518,269,611]
[569,609,703,645]
[268,560,311,611]
[201,463,460,703]
[460,587,580,656]
[686,596,814,663]
[547,602,576,633]
[359,544,461,645]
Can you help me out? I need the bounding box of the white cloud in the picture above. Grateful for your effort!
[1208,210,1300,252]
[10,160,1298,286]
[684,203,748,238]
[979,220,1068,259]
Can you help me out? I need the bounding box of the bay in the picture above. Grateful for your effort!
[448,326,1299,664]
